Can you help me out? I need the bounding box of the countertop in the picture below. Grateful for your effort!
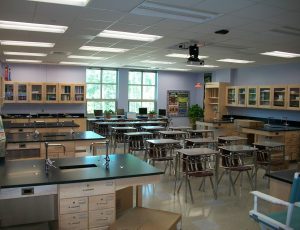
[244,125,300,132]
[6,131,105,143]
[267,169,298,184]
[4,121,80,129]
[0,154,163,188]
[2,113,85,119]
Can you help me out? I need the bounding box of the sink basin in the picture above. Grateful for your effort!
[59,164,97,170]
[43,134,67,137]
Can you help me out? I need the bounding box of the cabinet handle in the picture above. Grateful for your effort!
[22,187,34,195]
[19,143,26,148]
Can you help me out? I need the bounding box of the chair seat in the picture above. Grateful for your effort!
[227,165,253,171]
[268,207,300,230]
[186,170,214,177]
[151,157,173,161]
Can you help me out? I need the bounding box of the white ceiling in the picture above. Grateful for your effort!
[0,0,300,72]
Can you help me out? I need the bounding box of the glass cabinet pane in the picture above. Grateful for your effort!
[74,85,85,102]
[5,83,14,101]
[273,87,286,107]
[31,84,43,102]
[248,88,257,106]
[237,88,246,105]
[17,84,28,101]
[46,85,57,101]
[259,87,270,106]
[60,85,71,102]
[288,87,300,108]
[227,88,236,105]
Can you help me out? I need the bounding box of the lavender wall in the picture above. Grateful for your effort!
[158,71,204,126]
[213,62,300,121]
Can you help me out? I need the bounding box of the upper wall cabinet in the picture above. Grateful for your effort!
[237,87,247,107]
[258,86,271,108]
[247,86,258,107]
[2,81,86,104]
[272,86,287,109]
[226,87,237,106]
[287,85,300,110]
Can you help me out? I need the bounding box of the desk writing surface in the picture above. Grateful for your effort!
[218,136,247,141]
[253,142,285,148]
[177,147,219,156]
[159,131,186,135]
[0,154,163,188]
[124,132,152,136]
[185,138,217,143]
[146,139,180,145]
[219,145,257,152]
[140,126,165,130]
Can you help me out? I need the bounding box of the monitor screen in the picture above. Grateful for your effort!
[138,108,148,115]
[116,109,125,115]
[94,110,103,117]
[158,109,166,116]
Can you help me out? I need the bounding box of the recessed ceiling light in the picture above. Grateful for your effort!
[217,58,255,64]
[28,0,90,6]
[80,46,128,53]
[165,68,192,71]
[98,30,162,42]
[141,60,175,64]
[187,64,219,68]
[0,40,55,47]
[0,20,67,33]
[166,53,208,59]
[68,55,106,60]
[6,59,42,63]
[260,51,300,58]
[60,61,89,66]
[4,51,47,57]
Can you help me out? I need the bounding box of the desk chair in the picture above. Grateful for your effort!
[218,149,254,196]
[176,154,217,202]
[249,172,300,230]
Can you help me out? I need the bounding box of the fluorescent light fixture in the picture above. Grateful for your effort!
[98,30,162,42]
[0,20,67,33]
[60,61,89,66]
[217,58,255,64]
[6,59,42,63]
[141,60,175,64]
[4,51,47,57]
[80,46,128,53]
[0,40,55,47]
[28,0,90,6]
[68,55,106,60]
[260,51,300,58]
[187,64,219,68]
[166,53,208,59]
[165,68,191,71]
[131,1,222,23]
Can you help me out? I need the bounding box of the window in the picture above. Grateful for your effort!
[86,68,117,115]
[128,71,157,113]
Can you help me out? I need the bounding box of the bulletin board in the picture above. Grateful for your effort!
[167,90,190,117]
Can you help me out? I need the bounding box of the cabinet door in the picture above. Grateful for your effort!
[287,85,300,110]
[237,87,247,107]
[247,86,257,107]
[59,84,72,103]
[16,83,29,102]
[73,84,86,103]
[4,82,15,103]
[226,87,237,106]
[30,83,44,103]
[272,86,287,109]
[258,86,271,108]
[45,83,58,103]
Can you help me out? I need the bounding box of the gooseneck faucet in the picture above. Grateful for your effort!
[44,142,65,174]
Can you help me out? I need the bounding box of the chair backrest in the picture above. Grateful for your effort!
[289,172,300,203]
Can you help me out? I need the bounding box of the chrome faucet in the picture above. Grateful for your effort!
[266,117,274,127]
[44,142,63,174]
[282,116,289,126]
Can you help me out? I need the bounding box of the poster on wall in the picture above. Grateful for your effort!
[167,90,190,117]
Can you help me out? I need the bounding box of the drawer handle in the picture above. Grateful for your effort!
[19,143,26,148]
[82,188,94,192]
[22,187,34,195]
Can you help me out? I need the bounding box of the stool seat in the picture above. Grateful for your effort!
[110,207,181,230]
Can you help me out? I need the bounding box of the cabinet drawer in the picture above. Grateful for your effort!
[9,128,34,133]
[60,197,88,214]
[59,181,115,199]
[285,132,300,139]
[75,140,94,148]
[89,194,115,211]
[90,226,109,230]
[59,212,88,230]
[6,142,40,150]
[89,208,115,228]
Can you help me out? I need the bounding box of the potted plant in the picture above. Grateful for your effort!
[148,110,157,119]
[104,109,114,119]
[188,104,204,129]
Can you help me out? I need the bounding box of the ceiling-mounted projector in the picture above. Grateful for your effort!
[187,44,204,65]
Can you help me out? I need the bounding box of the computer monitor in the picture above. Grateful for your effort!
[116,108,125,115]
[94,109,103,117]
[138,107,147,115]
[158,109,166,116]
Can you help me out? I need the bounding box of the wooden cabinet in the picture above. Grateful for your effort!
[272,86,287,109]
[226,86,237,106]
[45,83,58,103]
[59,84,72,103]
[30,83,44,103]
[204,82,228,121]
[237,87,247,107]
[16,83,29,102]
[58,181,115,230]
[73,84,86,103]
[258,86,271,108]
[4,81,15,103]
[247,86,258,107]
[287,85,300,110]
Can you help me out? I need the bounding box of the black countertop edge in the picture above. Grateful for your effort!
[267,169,298,184]
[1,113,86,119]
[4,122,80,129]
